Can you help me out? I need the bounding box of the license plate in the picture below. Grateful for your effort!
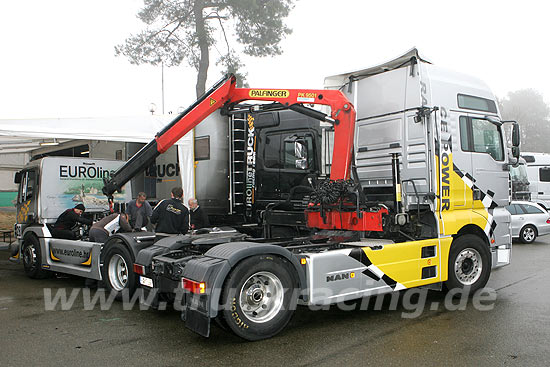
[139,276,153,288]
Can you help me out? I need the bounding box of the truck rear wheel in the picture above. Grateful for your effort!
[445,234,491,295]
[22,236,50,279]
[220,255,298,341]
[101,243,137,301]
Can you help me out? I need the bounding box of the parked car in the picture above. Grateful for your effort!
[505,201,550,243]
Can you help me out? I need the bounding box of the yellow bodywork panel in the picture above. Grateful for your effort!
[436,152,489,236]
[440,209,488,236]
[363,237,453,289]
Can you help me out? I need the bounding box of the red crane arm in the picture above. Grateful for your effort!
[155,75,356,181]
[104,73,385,233]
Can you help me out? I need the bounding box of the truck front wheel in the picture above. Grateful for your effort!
[220,255,298,341]
[445,234,491,295]
[22,236,49,279]
[101,243,137,301]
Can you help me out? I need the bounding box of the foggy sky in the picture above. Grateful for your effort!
[0,0,548,119]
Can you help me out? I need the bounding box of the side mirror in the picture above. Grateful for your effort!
[14,171,22,184]
[295,140,308,170]
[512,122,520,147]
[512,146,520,160]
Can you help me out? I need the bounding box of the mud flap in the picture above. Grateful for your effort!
[183,293,211,337]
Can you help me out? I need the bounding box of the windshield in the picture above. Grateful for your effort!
[510,164,529,184]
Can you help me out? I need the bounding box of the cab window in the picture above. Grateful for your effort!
[459,116,504,161]
[283,135,314,170]
[18,170,36,203]
[457,94,498,113]
[263,134,282,169]
[539,167,550,182]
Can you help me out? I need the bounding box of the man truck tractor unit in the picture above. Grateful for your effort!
[12,49,520,340]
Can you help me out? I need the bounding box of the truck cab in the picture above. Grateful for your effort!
[12,157,133,281]
[193,109,323,235]
[325,49,516,266]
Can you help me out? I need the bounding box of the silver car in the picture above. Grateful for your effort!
[505,201,550,243]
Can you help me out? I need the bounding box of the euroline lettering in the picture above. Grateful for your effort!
[248,89,289,99]
[245,114,256,209]
[59,165,114,179]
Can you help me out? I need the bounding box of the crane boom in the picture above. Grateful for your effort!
[103,74,356,198]
[102,74,386,232]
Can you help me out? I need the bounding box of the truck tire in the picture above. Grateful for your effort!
[102,243,137,301]
[21,236,50,279]
[519,225,537,244]
[220,255,298,341]
[445,234,491,295]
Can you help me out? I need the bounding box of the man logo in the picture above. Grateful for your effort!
[326,272,355,282]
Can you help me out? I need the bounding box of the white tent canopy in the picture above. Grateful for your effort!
[0,115,195,202]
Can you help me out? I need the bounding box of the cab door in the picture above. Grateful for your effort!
[460,114,508,208]
[256,132,281,202]
[15,169,38,225]
[278,132,317,198]
[448,110,473,209]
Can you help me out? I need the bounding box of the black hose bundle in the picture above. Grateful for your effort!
[309,179,357,205]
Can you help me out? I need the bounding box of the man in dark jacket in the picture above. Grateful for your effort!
[51,204,92,239]
[89,212,132,243]
[151,187,189,234]
[127,192,153,230]
[188,198,210,230]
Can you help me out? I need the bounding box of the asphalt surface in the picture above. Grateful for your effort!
[1,237,549,367]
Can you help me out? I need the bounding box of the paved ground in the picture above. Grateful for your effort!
[1,237,549,367]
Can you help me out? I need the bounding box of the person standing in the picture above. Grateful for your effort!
[89,212,132,243]
[127,192,152,231]
[51,204,92,239]
[151,187,189,234]
[188,198,210,230]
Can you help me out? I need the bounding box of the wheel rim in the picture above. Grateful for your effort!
[454,248,482,286]
[108,254,128,292]
[239,271,284,323]
[23,244,37,271]
[523,227,535,242]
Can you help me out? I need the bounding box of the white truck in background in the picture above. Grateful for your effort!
[13,157,132,281]
[521,152,550,209]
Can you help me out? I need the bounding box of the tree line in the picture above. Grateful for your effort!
[499,89,550,153]
[115,1,548,154]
